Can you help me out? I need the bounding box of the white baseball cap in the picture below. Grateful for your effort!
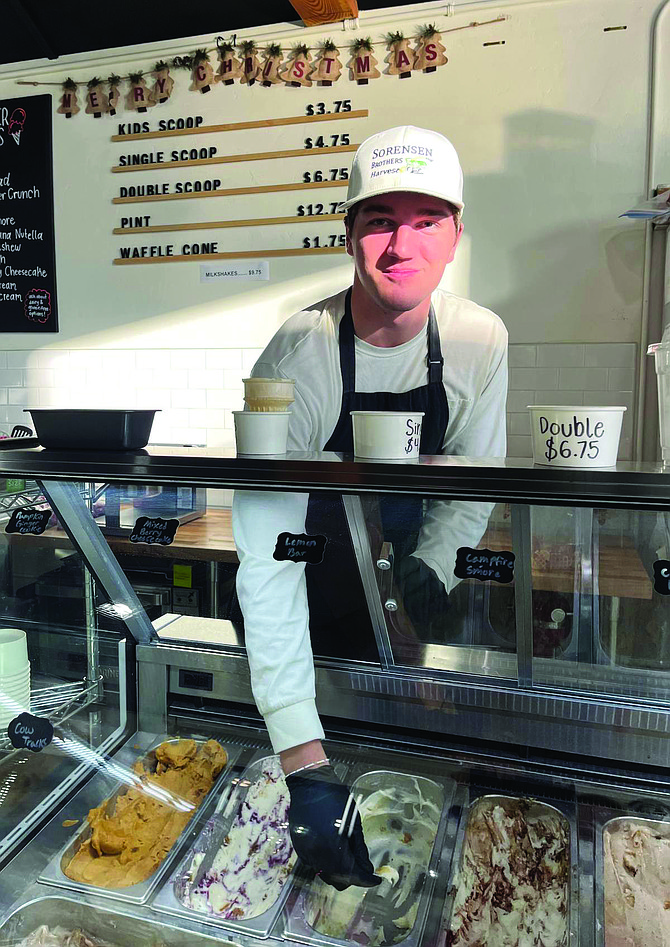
[341,125,464,213]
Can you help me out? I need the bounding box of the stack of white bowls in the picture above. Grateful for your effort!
[0,629,30,733]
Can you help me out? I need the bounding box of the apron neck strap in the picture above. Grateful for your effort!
[340,288,444,392]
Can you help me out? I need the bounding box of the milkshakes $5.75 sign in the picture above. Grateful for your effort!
[0,94,58,332]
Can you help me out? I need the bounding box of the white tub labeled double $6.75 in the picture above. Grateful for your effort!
[527,405,626,468]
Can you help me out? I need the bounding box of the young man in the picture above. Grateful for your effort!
[232,126,508,889]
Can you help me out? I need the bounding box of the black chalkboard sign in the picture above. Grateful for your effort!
[0,94,58,332]
[8,712,54,752]
[274,531,328,565]
[5,507,51,535]
[454,547,515,584]
[130,515,179,545]
[653,560,670,595]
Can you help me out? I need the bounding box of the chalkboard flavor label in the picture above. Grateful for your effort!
[0,94,58,333]
[273,531,327,565]
[653,559,670,595]
[130,515,179,545]
[8,712,54,752]
[5,507,51,535]
[454,547,515,584]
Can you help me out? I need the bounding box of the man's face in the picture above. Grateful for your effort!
[346,191,463,313]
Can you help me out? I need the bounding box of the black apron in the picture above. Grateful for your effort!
[305,289,449,660]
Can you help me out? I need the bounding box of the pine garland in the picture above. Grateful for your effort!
[417,23,440,39]
[62,77,77,91]
[350,37,373,53]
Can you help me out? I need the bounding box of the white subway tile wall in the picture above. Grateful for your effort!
[0,349,260,451]
[0,343,637,461]
[506,343,637,460]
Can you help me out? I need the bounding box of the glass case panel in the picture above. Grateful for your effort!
[530,503,670,703]
[0,479,131,861]
[373,499,518,677]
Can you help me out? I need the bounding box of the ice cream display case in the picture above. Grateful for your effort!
[4,448,670,946]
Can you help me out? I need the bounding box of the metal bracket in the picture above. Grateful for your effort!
[38,480,154,645]
[341,494,394,668]
[376,541,397,612]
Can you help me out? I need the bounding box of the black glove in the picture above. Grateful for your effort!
[397,555,451,641]
[286,765,381,891]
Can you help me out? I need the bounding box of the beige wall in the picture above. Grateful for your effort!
[0,0,657,355]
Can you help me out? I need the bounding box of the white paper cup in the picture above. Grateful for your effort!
[0,629,28,677]
[351,411,424,459]
[0,681,30,702]
[0,675,30,726]
[233,411,290,455]
[649,342,670,461]
[0,668,30,685]
[243,378,295,412]
[528,406,626,468]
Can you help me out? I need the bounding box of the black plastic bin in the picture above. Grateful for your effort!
[25,409,159,450]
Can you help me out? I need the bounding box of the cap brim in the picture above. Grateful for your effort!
[341,186,465,213]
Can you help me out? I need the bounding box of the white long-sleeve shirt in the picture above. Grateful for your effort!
[232,287,508,752]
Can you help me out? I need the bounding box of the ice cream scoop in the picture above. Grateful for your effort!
[376,865,400,885]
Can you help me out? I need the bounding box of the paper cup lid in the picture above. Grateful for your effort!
[349,411,425,417]
[527,405,627,411]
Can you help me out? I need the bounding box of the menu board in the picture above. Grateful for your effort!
[0,94,58,332]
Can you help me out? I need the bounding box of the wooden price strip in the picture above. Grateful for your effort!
[112,178,347,205]
[114,246,346,265]
[111,108,368,142]
[112,143,357,174]
[113,212,345,235]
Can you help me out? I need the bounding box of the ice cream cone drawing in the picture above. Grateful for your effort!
[8,108,26,144]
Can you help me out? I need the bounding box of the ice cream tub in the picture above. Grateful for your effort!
[444,793,578,947]
[38,736,241,906]
[233,411,290,455]
[151,752,306,939]
[351,411,424,460]
[528,406,626,468]
[284,767,455,947]
[598,813,670,947]
[0,894,245,947]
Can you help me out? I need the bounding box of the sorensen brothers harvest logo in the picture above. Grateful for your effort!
[369,144,433,178]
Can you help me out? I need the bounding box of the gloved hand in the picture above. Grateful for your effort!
[286,764,381,891]
[397,555,451,641]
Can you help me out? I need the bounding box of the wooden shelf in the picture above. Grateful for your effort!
[113,246,347,264]
[112,143,357,174]
[111,109,368,142]
[113,213,345,235]
[112,178,347,205]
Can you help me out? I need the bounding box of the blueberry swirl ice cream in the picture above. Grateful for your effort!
[181,756,295,920]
